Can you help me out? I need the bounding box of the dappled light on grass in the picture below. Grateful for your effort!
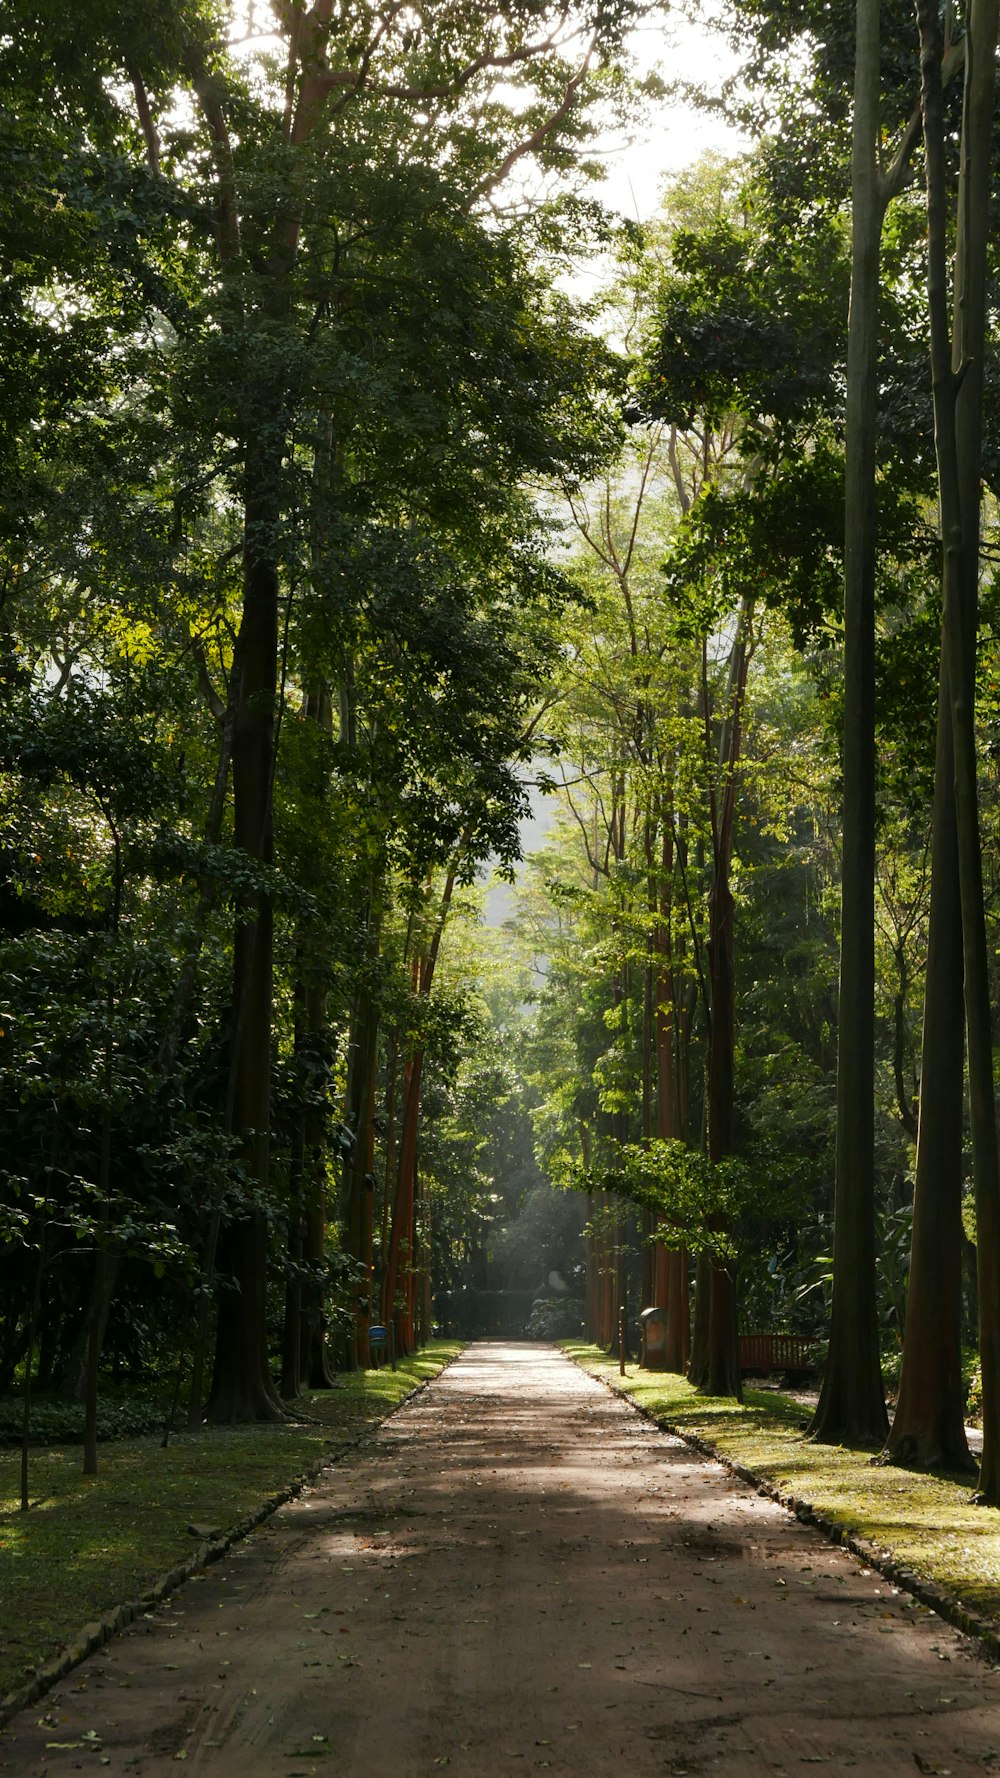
[565,1342,1000,1622]
[0,1342,460,1698]
[7,1343,1000,1775]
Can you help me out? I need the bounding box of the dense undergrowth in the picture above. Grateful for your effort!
[0,1344,460,1700]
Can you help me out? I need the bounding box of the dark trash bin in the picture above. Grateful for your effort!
[639,1306,669,1370]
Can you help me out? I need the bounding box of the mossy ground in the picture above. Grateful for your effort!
[565,1342,1000,1629]
[0,1342,460,1699]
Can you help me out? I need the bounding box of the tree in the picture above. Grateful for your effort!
[809,0,889,1447]
[910,0,1000,1498]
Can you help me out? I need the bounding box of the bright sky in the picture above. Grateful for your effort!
[595,4,749,222]
[481,10,750,913]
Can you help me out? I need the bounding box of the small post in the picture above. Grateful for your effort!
[619,1304,626,1376]
[389,1320,397,1373]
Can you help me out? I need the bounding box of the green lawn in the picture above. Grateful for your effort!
[0,1343,460,1701]
[565,1342,1000,1637]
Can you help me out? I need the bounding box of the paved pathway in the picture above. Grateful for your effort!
[3,1343,1000,1776]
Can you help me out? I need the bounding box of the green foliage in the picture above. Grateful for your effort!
[0,1387,171,1447]
[602,1138,797,1265]
[526,1295,586,1338]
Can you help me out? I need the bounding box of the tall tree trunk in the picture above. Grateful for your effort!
[377,1035,399,1320]
[888,676,972,1468]
[82,837,124,1468]
[655,818,690,1367]
[703,864,741,1402]
[190,9,343,1420]
[640,935,655,1310]
[810,0,888,1444]
[916,0,1000,1499]
[381,859,461,1348]
[207,430,286,1424]
[950,0,1000,1507]
[698,607,752,1401]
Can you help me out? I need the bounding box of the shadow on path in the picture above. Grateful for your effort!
[3,1342,999,1776]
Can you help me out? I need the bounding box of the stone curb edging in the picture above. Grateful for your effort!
[0,1355,456,1731]
[583,1360,1000,1667]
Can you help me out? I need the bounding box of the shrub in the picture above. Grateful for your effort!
[527,1296,585,1339]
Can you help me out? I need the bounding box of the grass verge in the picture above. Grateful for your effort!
[564,1341,1000,1642]
[0,1342,461,1701]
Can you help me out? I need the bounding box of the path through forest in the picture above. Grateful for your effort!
[4,1344,1000,1776]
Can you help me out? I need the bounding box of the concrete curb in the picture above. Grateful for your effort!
[583,1360,1000,1667]
[0,1355,456,1730]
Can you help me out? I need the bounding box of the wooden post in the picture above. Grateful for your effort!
[619,1305,626,1376]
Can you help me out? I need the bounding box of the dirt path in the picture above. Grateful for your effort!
[4,1343,1000,1777]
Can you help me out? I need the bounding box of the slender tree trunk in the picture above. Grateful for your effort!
[585,1189,599,1341]
[641,843,656,1309]
[654,819,689,1367]
[703,867,741,1402]
[340,960,381,1371]
[698,607,751,1401]
[688,1250,712,1386]
[281,977,309,1399]
[377,1036,399,1317]
[614,1211,629,1360]
[383,1051,423,1345]
[297,978,336,1387]
[810,0,889,1444]
[82,1126,112,1476]
[83,856,123,1471]
[20,1229,45,1511]
[381,860,461,1347]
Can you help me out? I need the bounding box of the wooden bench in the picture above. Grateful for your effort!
[738,1333,817,1375]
